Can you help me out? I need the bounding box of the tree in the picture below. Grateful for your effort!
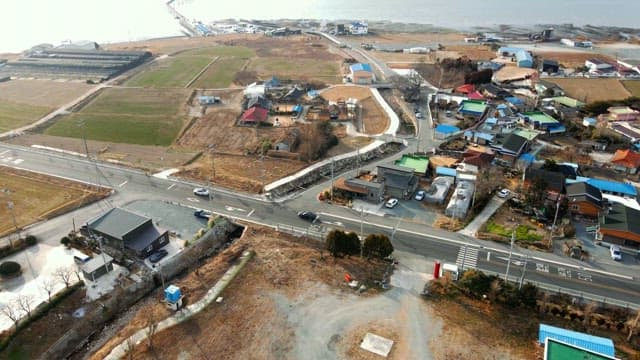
[54,266,74,288]
[0,261,22,277]
[475,167,504,203]
[363,234,394,259]
[25,235,37,246]
[525,177,547,209]
[60,236,71,248]
[343,232,361,257]
[627,309,640,342]
[0,302,20,329]
[325,229,342,257]
[40,277,57,302]
[464,69,493,85]
[17,295,34,318]
[145,312,159,350]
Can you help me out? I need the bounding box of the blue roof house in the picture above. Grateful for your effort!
[538,324,615,357]
[435,124,460,140]
[515,50,533,68]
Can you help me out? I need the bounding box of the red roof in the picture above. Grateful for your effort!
[241,106,268,122]
[455,84,475,94]
[612,149,640,169]
[467,90,485,100]
[463,149,495,167]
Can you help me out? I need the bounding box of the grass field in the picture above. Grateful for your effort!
[0,100,51,133]
[45,88,188,146]
[248,58,341,83]
[126,46,254,88]
[622,80,640,97]
[191,58,247,88]
[547,78,631,102]
[0,168,107,237]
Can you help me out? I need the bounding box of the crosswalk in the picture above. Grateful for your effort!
[0,150,24,165]
[456,246,479,270]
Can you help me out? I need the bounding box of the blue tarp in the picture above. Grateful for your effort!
[350,63,373,72]
[435,124,460,134]
[307,90,319,98]
[539,324,615,357]
[436,166,457,177]
[519,152,536,165]
[506,97,524,105]
[293,104,303,113]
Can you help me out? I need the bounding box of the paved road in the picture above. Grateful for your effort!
[2,142,640,307]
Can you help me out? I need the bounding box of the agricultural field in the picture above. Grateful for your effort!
[247,57,342,83]
[190,57,248,88]
[44,87,189,146]
[547,78,631,102]
[622,80,640,97]
[126,46,254,88]
[533,51,614,68]
[0,100,50,133]
[0,168,109,237]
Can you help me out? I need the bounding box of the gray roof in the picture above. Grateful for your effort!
[81,253,113,274]
[348,178,384,190]
[567,182,602,203]
[88,208,150,240]
[377,163,414,174]
[501,133,528,154]
[384,173,414,190]
[600,203,640,234]
[126,225,165,252]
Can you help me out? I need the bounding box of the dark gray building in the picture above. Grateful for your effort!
[376,164,419,199]
[81,253,114,282]
[86,208,169,258]
[334,177,384,203]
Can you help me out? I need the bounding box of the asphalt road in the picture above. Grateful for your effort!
[2,141,640,307]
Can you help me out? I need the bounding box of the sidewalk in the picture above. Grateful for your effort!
[458,195,506,237]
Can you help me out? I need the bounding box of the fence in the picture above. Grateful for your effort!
[276,223,325,240]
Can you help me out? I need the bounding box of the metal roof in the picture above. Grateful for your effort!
[81,253,113,274]
[350,63,373,73]
[435,166,457,177]
[587,178,638,196]
[600,202,640,235]
[545,338,616,360]
[538,324,615,357]
[88,208,150,241]
[435,124,460,134]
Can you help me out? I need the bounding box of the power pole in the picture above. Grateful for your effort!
[504,231,515,282]
[330,157,335,202]
[518,255,529,290]
[208,144,216,201]
[359,207,365,257]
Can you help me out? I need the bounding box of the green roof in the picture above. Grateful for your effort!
[460,100,487,114]
[609,106,638,115]
[522,111,559,124]
[512,127,539,141]
[395,155,429,174]
[551,96,585,108]
[546,339,615,360]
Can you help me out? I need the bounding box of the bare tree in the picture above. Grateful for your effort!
[124,337,136,360]
[71,266,83,283]
[40,277,57,302]
[145,312,159,350]
[16,295,34,318]
[583,301,598,327]
[0,302,21,329]
[54,266,74,288]
[627,309,640,342]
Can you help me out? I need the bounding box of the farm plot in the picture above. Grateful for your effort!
[547,78,631,102]
[622,80,640,97]
[0,79,93,107]
[248,57,342,84]
[44,87,188,146]
[190,57,247,88]
[0,100,51,133]
[321,85,390,135]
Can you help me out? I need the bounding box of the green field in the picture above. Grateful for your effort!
[248,58,341,83]
[622,80,640,97]
[0,100,51,133]
[45,88,188,146]
[191,58,247,88]
[126,46,254,88]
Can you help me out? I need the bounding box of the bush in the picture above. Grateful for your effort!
[564,224,576,238]
[60,236,71,247]
[363,234,394,259]
[25,235,37,246]
[0,261,21,276]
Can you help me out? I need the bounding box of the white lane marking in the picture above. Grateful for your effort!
[0,150,9,156]
[118,180,128,187]
[167,183,176,190]
[322,220,344,227]
[13,159,24,165]
[186,197,200,203]
[224,205,247,212]
[247,209,255,217]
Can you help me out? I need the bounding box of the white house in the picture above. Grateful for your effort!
[349,21,368,35]
[585,59,613,72]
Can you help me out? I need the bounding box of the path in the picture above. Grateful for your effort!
[184,56,219,88]
[458,195,506,237]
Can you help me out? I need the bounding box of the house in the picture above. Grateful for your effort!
[349,63,374,84]
[349,21,368,35]
[241,106,269,124]
[455,84,475,94]
[549,96,584,109]
[520,111,565,134]
[611,124,640,143]
[243,82,265,96]
[462,149,495,168]
[583,117,597,127]
[479,84,510,99]
[540,59,560,74]
[492,133,529,166]
[274,128,300,151]
[279,86,305,103]
[611,149,640,174]
[535,80,564,96]
[539,324,616,358]
[435,124,460,140]
[598,203,640,247]
[424,176,454,204]
[86,208,169,259]
[585,59,613,72]
[515,50,533,68]
[617,59,640,75]
[477,61,504,72]
[578,177,638,198]
[333,177,384,203]
[600,106,640,122]
[566,182,603,217]
[376,164,418,199]
[198,96,220,105]
[394,154,429,176]
[246,95,271,110]
[525,167,566,196]
[445,181,475,219]
[464,130,494,145]
[544,338,616,360]
[81,253,114,282]
[458,100,488,117]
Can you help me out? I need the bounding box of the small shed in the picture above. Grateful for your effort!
[435,124,460,140]
[538,324,615,358]
[81,253,114,282]
[435,166,457,178]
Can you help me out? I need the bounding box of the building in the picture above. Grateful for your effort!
[492,133,529,166]
[349,21,368,35]
[333,177,384,203]
[525,167,566,197]
[81,253,114,282]
[520,111,565,134]
[611,124,640,143]
[241,106,269,124]
[458,100,488,118]
[435,124,460,140]
[349,63,374,84]
[515,50,533,68]
[539,324,615,358]
[617,59,640,75]
[611,149,640,174]
[424,176,454,204]
[198,95,220,105]
[394,155,429,176]
[479,84,510,99]
[585,59,613,72]
[544,338,616,360]
[445,181,475,219]
[462,149,495,168]
[566,182,603,217]
[549,96,584,109]
[376,164,418,199]
[540,59,560,74]
[600,106,640,122]
[535,80,565,97]
[246,95,271,110]
[584,177,638,198]
[477,61,504,72]
[86,208,169,258]
[598,203,640,247]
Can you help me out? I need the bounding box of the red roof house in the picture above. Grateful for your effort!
[455,84,475,94]
[611,149,640,174]
[467,90,485,100]
[241,106,269,123]
[462,149,495,168]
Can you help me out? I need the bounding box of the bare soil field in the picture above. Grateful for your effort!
[355,32,466,44]
[533,51,615,68]
[622,80,640,97]
[0,79,93,107]
[104,34,258,55]
[0,167,109,237]
[321,85,390,135]
[441,45,496,61]
[366,51,435,64]
[547,78,631,102]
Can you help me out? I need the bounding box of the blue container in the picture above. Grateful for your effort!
[164,285,182,304]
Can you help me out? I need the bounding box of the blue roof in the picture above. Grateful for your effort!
[497,104,507,110]
[548,124,566,134]
[350,63,373,72]
[435,124,460,134]
[486,117,498,124]
[538,324,615,357]
[519,152,536,164]
[584,117,597,125]
[498,47,525,55]
[516,50,533,63]
[635,143,640,151]
[477,132,494,141]
[436,166,457,177]
[506,97,525,105]
[307,90,319,97]
[587,178,637,196]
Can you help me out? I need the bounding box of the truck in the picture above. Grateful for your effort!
[441,263,460,281]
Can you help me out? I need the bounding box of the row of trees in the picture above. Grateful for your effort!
[324,230,394,259]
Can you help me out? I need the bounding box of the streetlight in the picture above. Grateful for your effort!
[504,231,515,283]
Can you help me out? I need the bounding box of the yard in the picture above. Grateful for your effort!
[0,168,109,237]
[44,87,189,146]
[480,204,548,246]
[321,85,390,135]
[547,78,631,102]
[622,80,640,97]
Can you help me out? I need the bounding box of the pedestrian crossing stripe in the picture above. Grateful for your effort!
[456,246,479,270]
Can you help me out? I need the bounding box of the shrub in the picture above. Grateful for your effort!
[25,235,37,246]
[60,236,71,247]
[564,224,576,238]
[362,234,394,259]
[0,261,21,277]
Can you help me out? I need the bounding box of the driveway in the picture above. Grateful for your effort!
[352,199,437,226]
[123,200,207,240]
[458,195,506,237]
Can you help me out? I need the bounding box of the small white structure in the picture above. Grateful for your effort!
[243,82,265,97]
[349,21,368,35]
[360,332,394,357]
[585,59,613,72]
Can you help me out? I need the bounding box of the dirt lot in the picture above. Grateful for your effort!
[547,78,631,102]
[623,80,640,97]
[440,45,495,61]
[356,32,466,44]
[533,51,615,68]
[0,79,93,107]
[321,85,390,135]
[105,34,258,55]
[0,167,109,237]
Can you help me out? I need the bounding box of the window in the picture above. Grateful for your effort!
[570,205,579,211]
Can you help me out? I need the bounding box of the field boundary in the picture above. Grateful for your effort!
[185,56,219,88]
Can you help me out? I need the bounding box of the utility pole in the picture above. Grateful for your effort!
[518,255,529,290]
[355,147,360,177]
[2,188,17,247]
[504,230,515,283]
[359,207,365,257]
[330,157,335,202]
[208,144,216,201]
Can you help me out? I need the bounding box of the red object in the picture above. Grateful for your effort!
[611,149,640,169]
[455,84,475,94]
[467,90,485,100]
[344,273,352,282]
[241,106,269,123]
[433,261,441,279]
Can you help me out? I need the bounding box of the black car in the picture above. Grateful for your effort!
[194,209,212,219]
[149,249,168,263]
[297,211,319,222]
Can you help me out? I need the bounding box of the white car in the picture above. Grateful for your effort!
[415,190,426,201]
[193,187,210,197]
[385,198,399,208]
[497,189,510,198]
[610,245,622,261]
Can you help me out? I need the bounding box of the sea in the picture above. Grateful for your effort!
[2,0,640,53]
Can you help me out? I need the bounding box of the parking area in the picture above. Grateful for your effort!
[570,221,640,266]
[123,200,207,240]
[353,197,437,225]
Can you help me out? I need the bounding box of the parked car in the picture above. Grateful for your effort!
[610,245,622,261]
[446,110,453,117]
[385,198,399,208]
[193,187,210,197]
[194,209,212,219]
[149,249,168,263]
[498,189,510,198]
[415,190,426,201]
[297,211,319,222]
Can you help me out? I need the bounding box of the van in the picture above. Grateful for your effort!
[73,250,92,265]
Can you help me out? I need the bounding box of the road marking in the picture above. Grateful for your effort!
[247,209,255,217]
[118,180,128,187]
[536,263,549,273]
[322,220,344,227]
[186,197,200,203]
[167,184,176,190]
[224,205,247,213]
[13,159,24,165]
[578,273,593,282]
[456,246,479,270]
[0,150,9,156]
